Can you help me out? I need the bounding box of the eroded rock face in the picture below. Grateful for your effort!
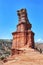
[11,9,35,55]
[4,48,43,65]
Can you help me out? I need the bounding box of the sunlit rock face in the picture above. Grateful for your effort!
[11,9,35,55]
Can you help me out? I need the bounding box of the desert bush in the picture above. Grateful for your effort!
[0,56,5,60]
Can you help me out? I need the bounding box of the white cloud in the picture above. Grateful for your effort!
[36,38,43,43]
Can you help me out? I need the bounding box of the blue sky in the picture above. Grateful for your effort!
[0,0,43,42]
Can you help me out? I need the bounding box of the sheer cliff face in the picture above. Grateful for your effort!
[12,9,35,53]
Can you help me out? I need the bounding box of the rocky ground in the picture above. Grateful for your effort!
[0,60,3,65]
[3,48,43,65]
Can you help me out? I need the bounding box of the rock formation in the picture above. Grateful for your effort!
[3,9,43,65]
[11,9,35,55]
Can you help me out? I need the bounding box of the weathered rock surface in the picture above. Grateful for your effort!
[4,48,43,65]
[12,9,35,55]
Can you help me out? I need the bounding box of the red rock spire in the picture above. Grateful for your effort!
[17,9,32,32]
[12,9,35,55]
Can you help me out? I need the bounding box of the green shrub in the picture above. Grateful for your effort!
[0,56,5,60]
